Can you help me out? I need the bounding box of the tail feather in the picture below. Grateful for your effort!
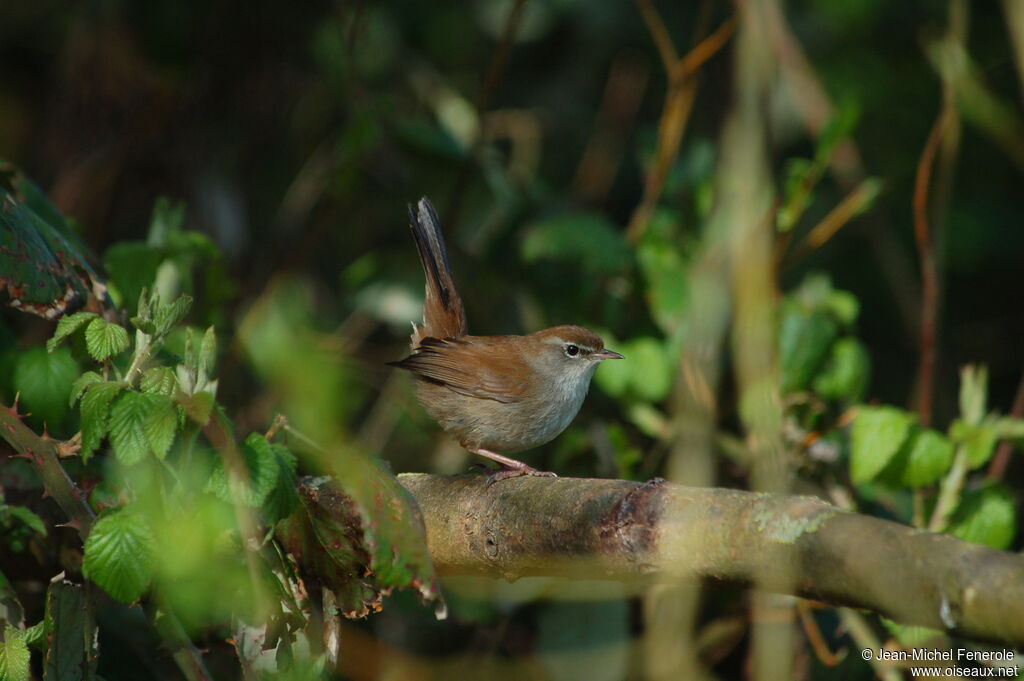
[409,197,466,342]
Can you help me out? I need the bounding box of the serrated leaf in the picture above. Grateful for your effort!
[0,626,29,681]
[140,367,177,396]
[262,443,299,525]
[129,315,156,335]
[82,509,155,603]
[46,312,96,353]
[205,433,279,507]
[69,371,102,407]
[883,428,953,488]
[79,382,126,459]
[109,392,177,464]
[13,347,79,428]
[154,295,193,337]
[948,486,1016,550]
[850,406,915,484]
[83,318,130,362]
[43,575,97,681]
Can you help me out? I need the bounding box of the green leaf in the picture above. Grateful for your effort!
[84,318,130,362]
[154,295,193,337]
[262,443,299,525]
[79,381,125,459]
[992,416,1024,440]
[635,209,692,334]
[108,392,177,464]
[777,157,816,232]
[0,182,100,320]
[520,212,630,275]
[43,575,97,681]
[83,509,155,604]
[205,433,280,507]
[7,507,46,538]
[199,326,217,375]
[140,367,177,397]
[46,311,96,353]
[779,306,839,394]
[625,337,671,402]
[850,406,915,484]
[948,486,1016,550]
[880,617,943,648]
[103,242,163,315]
[954,420,999,470]
[13,347,78,428]
[176,391,214,426]
[69,371,102,407]
[882,428,954,488]
[825,290,860,326]
[0,626,29,681]
[812,337,869,402]
[958,365,988,425]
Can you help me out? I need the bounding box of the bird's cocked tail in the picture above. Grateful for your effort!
[409,197,467,343]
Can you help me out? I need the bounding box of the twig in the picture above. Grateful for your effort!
[627,6,735,243]
[786,178,882,267]
[987,369,1024,480]
[444,0,528,229]
[0,403,95,539]
[393,474,1024,646]
[912,108,953,427]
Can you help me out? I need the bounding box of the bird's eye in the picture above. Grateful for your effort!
[565,344,580,357]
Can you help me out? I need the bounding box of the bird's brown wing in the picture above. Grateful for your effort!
[388,337,527,403]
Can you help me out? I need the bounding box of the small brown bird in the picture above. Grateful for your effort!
[389,197,623,482]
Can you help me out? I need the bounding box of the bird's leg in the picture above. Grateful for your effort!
[467,448,558,485]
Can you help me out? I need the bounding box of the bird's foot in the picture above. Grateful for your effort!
[485,463,558,486]
[467,448,557,486]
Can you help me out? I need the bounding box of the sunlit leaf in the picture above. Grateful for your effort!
[850,406,915,484]
[79,381,125,459]
[949,419,999,470]
[69,371,102,407]
[0,626,29,681]
[948,486,1016,550]
[881,428,953,488]
[109,392,177,464]
[82,509,155,604]
[140,367,178,396]
[46,311,96,353]
[84,317,130,362]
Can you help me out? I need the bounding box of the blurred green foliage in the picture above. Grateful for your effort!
[0,0,1023,679]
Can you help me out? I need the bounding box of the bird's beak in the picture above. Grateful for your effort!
[593,349,624,360]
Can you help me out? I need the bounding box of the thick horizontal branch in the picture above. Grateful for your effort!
[395,473,1024,647]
